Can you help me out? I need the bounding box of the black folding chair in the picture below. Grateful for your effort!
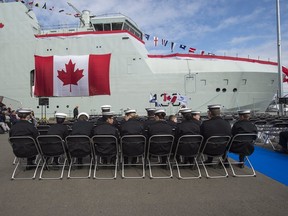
[120,135,146,179]
[65,135,94,179]
[226,133,258,177]
[147,135,174,179]
[92,135,119,179]
[8,136,42,180]
[174,135,203,179]
[37,135,68,180]
[200,136,231,179]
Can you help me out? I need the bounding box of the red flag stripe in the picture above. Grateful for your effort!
[88,54,111,95]
[34,55,54,96]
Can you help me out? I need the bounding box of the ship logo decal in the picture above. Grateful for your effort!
[57,59,84,92]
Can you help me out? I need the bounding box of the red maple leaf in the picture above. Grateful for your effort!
[0,23,4,28]
[57,59,84,92]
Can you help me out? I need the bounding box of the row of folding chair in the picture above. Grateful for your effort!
[8,133,258,180]
[173,134,257,179]
[254,120,288,150]
[8,135,119,180]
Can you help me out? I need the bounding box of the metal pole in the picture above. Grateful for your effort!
[276,0,284,115]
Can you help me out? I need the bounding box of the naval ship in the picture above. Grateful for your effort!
[0,2,287,117]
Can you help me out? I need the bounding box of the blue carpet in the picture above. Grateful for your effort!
[229,146,288,186]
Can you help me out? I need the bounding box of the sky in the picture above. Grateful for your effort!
[17,0,288,66]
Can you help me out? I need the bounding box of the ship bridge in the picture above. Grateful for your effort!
[90,14,143,40]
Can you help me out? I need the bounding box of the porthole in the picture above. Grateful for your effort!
[222,88,227,92]
[233,88,237,92]
[216,88,220,92]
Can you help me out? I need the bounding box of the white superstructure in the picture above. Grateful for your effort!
[0,2,284,117]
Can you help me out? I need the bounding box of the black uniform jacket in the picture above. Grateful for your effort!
[200,116,231,141]
[148,120,174,137]
[230,119,258,155]
[9,120,39,139]
[70,120,94,137]
[120,118,145,136]
[177,119,201,138]
[47,123,70,139]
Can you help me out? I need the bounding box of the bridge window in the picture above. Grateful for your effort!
[104,23,111,31]
[112,23,123,30]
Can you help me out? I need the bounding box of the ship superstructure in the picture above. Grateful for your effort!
[0,2,283,117]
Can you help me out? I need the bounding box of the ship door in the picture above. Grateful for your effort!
[184,74,196,93]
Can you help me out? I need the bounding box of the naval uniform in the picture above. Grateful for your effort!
[93,122,119,163]
[147,120,175,158]
[175,119,201,163]
[176,119,201,137]
[47,123,70,139]
[120,118,145,162]
[230,119,258,160]
[200,116,231,158]
[9,120,39,164]
[70,120,94,137]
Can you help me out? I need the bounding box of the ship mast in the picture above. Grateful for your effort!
[276,0,284,115]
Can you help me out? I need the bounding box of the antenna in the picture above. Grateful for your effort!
[67,2,85,26]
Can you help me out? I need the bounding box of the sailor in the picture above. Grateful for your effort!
[46,112,70,165]
[229,110,258,167]
[93,111,119,138]
[70,112,94,166]
[120,109,144,136]
[167,114,178,129]
[119,109,145,164]
[175,110,201,163]
[9,108,39,169]
[93,111,119,164]
[200,104,231,164]
[47,113,70,139]
[143,107,156,130]
[70,112,93,137]
[96,105,114,125]
[147,109,175,165]
[176,110,201,138]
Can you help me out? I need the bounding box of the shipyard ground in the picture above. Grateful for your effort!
[0,133,287,216]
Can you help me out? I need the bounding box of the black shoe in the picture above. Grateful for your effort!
[238,163,245,168]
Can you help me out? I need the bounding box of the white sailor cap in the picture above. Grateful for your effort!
[238,110,251,115]
[155,109,166,115]
[124,109,136,115]
[179,108,191,113]
[191,111,201,115]
[101,105,111,112]
[55,113,67,119]
[145,107,156,112]
[102,111,114,117]
[77,112,89,119]
[17,108,32,114]
[207,104,221,110]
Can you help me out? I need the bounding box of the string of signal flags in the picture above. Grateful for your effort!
[16,0,214,55]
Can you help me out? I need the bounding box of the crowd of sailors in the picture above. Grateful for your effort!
[2,103,288,170]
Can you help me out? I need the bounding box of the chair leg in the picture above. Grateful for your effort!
[121,156,146,179]
[148,156,173,179]
[67,157,93,179]
[200,157,228,179]
[175,157,201,179]
[11,158,41,180]
[94,156,118,180]
[228,156,256,177]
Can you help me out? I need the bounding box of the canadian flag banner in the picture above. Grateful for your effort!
[34,54,111,97]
